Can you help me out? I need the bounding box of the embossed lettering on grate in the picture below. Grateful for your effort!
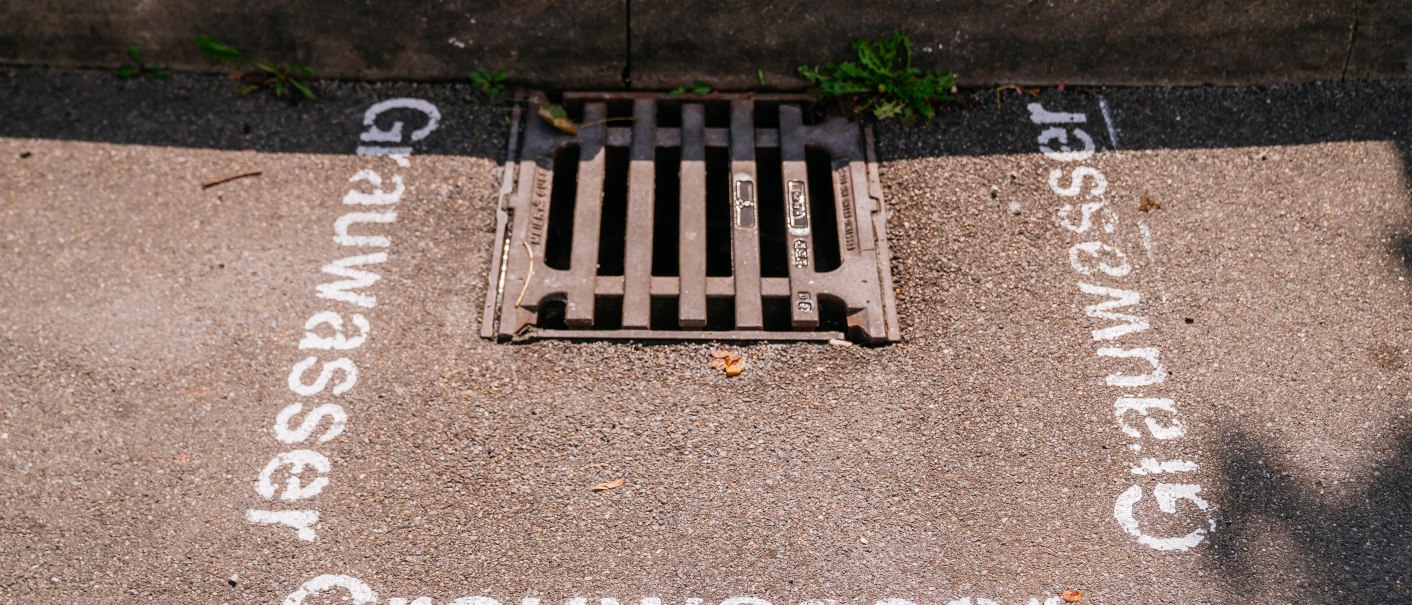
[480,92,900,343]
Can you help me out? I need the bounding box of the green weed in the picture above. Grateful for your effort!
[197,35,316,100]
[668,81,713,96]
[798,31,956,120]
[469,69,508,96]
[117,46,169,81]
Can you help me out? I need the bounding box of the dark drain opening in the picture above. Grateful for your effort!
[593,295,624,329]
[597,146,629,276]
[650,296,679,330]
[652,146,681,276]
[756,146,788,277]
[705,296,735,330]
[817,294,848,332]
[704,146,732,277]
[657,100,683,128]
[762,296,792,331]
[805,145,842,272]
[704,103,731,128]
[754,102,781,129]
[544,144,579,270]
[606,99,634,122]
[537,296,568,329]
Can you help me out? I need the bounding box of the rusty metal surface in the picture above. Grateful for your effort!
[481,92,901,343]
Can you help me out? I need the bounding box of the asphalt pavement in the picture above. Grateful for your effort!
[2,68,1410,605]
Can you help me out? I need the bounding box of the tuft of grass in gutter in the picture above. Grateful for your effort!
[798,31,956,120]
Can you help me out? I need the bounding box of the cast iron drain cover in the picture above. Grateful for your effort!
[480,92,899,343]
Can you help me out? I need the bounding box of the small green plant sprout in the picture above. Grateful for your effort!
[668,81,713,96]
[469,68,508,96]
[117,46,169,81]
[197,35,316,100]
[757,69,766,87]
[798,31,957,120]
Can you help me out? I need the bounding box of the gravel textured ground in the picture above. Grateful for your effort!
[2,69,1410,605]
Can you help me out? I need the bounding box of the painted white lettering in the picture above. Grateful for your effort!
[1113,483,1214,551]
[1057,201,1116,234]
[1097,346,1166,386]
[1027,103,1087,124]
[1068,241,1132,277]
[256,449,331,501]
[1038,127,1096,162]
[299,311,371,351]
[334,211,397,247]
[1077,282,1148,340]
[287,356,358,396]
[245,509,319,542]
[316,253,388,308]
[362,98,442,143]
[1130,457,1199,475]
[274,402,348,444]
[281,574,376,605]
[343,170,405,206]
[1114,396,1187,439]
[449,597,502,605]
[1048,166,1108,197]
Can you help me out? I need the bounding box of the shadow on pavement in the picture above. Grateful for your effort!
[0,67,508,157]
[875,80,1412,158]
[1206,428,1412,603]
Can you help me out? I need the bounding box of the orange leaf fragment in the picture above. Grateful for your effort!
[1061,589,1082,603]
[724,357,745,377]
[590,478,625,492]
[709,349,745,376]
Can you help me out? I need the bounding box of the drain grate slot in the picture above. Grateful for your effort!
[544,144,578,270]
[483,92,900,344]
[703,145,733,279]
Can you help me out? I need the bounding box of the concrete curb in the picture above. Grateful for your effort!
[3,1,1407,87]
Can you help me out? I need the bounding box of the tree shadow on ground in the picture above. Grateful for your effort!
[1206,426,1412,603]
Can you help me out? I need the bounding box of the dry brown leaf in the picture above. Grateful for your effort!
[590,478,625,492]
[710,349,744,376]
[537,102,577,135]
[1138,197,1160,212]
[1061,589,1082,603]
[725,357,745,377]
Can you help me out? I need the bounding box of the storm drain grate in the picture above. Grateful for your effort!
[480,92,900,343]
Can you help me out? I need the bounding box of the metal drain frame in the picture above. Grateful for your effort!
[480,91,900,344]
